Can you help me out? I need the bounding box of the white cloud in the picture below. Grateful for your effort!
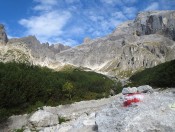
[145,2,159,11]
[100,0,123,5]
[19,11,71,42]
[34,0,57,6]
[101,0,138,6]
[112,11,127,20]
[122,0,138,5]
[19,0,74,45]
[69,27,85,35]
[65,0,80,4]
[7,35,19,39]
[52,38,79,46]
[89,15,104,22]
[123,7,137,19]
[33,0,58,11]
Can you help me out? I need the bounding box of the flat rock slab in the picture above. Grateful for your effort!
[96,89,175,132]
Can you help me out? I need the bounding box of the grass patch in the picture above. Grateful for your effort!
[13,128,24,132]
[58,117,70,124]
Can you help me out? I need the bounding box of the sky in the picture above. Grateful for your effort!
[0,0,175,46]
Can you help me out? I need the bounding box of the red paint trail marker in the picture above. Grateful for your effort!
[123,93,144,107]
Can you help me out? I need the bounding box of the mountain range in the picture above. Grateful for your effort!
[1,10,175,78]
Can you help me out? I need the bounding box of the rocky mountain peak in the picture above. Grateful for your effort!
[55,10,175,78]
[0,24,8,44]
[135,10,175,40]
[83,37,92,44]
[49,43,71,53]
[0,11,175,77]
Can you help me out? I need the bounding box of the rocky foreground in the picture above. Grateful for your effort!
[1,86,175,132]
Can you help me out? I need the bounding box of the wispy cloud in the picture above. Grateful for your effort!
[33,0,58,12]
[17,0,175,46]
[100,0,123,5]
[19,11,71,42]
[144,2,159,11]
[18,0,138,45]
[19,0,72,45]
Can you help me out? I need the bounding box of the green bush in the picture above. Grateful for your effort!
[0,108,9,123]
[114,81,123,94]
[129,60,175,87]
[0,62,114,118]
[14,128,25,132]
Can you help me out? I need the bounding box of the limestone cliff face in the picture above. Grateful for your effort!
[1,35,70,69]
[0,24,8,44]
[55,10,175,77]
[135,11,175,40]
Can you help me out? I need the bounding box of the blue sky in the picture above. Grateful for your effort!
[0,0,175,46]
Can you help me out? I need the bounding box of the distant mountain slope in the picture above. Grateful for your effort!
[0,25,71,69]
[1,11,175,78]
[129,59,175,87]
[55,11,175,78]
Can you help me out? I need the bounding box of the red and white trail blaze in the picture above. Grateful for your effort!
[123,93,144,107]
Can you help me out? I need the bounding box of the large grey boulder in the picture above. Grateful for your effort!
[29,110,58,127]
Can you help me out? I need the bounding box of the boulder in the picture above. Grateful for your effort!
[137,85,153,93]
[29,110,58,127]
[7,114,28,130]
[122,87,137,94]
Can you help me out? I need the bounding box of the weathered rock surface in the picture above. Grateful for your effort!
[29,110,58,127]
[0,35,70,69]
[55,10,175,78]
[8,36,71,67]
[122,87,138,94]
[122,85,153,94]
[0,24,8,44]
[1,95,116,132]
[137,85,154,93]
[96,88,175,132]
[0,43,31,63]
[135,11,175,40]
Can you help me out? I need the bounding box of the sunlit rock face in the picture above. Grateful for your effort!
[1,11,175,78]
[135,11,175,40]
[55,11,175,77]
[0,35,70,69]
